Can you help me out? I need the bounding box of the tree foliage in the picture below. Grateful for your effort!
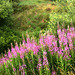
[0,0,13,19]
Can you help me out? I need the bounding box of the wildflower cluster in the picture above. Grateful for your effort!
[0,25,75,75]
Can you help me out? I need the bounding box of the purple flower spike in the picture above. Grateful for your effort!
[19,66,22,71]
[51,71,56,75]
[22,64,26,68]
[43,51,49,67]
[23,71,25,75]
[8,49,12,58]
[11,43,17,58]
[52,70,56,75]
[65,46,69,51]
[19,51,24,59]
[43,56,48,66]
[39,35,45,47]
[43,51,47,55]
[15,42,20,53]
[63,55,68,59]
[27,37,30,44]
[13,67,16,72]
[69,55,71,57]
[37,57,42,69]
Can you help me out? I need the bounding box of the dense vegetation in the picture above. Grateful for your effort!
[0,25,75,75]
[0,0,75,53]
[0,0,75,75]
[0,0,22,53]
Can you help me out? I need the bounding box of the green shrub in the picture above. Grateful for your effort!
[55,0,75,13]
[0,26,22,54]
[0,0,14,27]
[0,0,13,19]
[47,0,75,35]
[47,12,73,35]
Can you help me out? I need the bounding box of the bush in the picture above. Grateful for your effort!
[47,0,75,35]
[0,0,13,19]
[47,12,72,35]
[0,26,22,54]
[0,0,14,27]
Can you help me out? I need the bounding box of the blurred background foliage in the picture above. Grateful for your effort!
[0,0,13,19]
[47,0,75,35]
[0,0,75,54]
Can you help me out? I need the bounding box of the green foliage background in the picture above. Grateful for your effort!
[0,0,13,19]
[0,0,22,54]
[47,0,75,35]
[0,0,75,54]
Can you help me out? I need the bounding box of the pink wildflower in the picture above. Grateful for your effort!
[13,67,16,72]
